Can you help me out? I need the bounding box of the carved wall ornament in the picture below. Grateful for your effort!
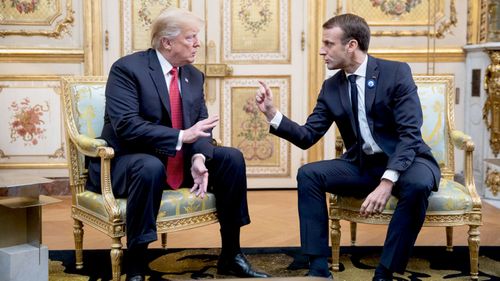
[137,0,174,27]
[237,0,273,37]
[0,0,74,38]
[483,50,500,156]
[340,0,457,38]
[369,0,423,17]
[485,168,500,196]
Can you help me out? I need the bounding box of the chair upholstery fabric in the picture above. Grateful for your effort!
[77,188,217,221]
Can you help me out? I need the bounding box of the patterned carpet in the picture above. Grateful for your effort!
[49,246,500,281]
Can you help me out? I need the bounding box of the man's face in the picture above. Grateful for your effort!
[164,25,200,66]
[319,26,351,70]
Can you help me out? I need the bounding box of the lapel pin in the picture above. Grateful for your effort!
[367,79,376,89]
[184,77,189,83]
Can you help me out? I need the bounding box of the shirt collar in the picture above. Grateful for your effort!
[345,54,368,79]
[156,49,174,76]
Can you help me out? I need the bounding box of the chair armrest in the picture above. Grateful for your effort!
[74,134,108,157]
[450,130,482,212]
[97,146,122,223]
[72,133,122,223]
[450,130,472,150]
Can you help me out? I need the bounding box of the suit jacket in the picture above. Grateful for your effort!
[271,55,440,190]
[99,48,214,163]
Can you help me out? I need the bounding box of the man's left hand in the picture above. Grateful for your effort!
[190,156,208,198]
[360,179,394,217]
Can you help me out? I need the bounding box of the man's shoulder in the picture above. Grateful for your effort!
[113,49,152,66]
[369,55,408,68]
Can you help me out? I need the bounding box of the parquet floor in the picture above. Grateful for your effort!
[42,190,500,250]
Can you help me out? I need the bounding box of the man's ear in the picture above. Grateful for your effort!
[161,37,172,50]
[347,39,358,52]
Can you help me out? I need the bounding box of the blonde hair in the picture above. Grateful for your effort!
[150,7,204,49]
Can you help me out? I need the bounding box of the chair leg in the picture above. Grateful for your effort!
[161,233,167,249]
[73,219,84,269]
[468,225,480,280]
[350,222,357,246]
[110,237,123,281]
[445,226,453,252]
[331,218,341,271]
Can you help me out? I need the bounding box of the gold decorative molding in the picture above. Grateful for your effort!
[83,0,103,75]
[483,50,500,156]
[338,0,457,38]
[307,0,325,163]
[0,48,84,63]
[467,0,487,44]
[369,48,464,62]
[193,64,233,77]
[0,0,74,38]
[485,168,500,196]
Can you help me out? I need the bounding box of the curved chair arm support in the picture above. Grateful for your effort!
[450,130,472,150]
[98,147,122,224]
[74,134,108,157]
[451,130,482,211]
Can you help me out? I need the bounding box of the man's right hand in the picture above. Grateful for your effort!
[182,115,219,143]
[256,80,277,121]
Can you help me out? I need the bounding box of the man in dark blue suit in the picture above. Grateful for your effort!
[86,7,268,281]
[256,14,440,281]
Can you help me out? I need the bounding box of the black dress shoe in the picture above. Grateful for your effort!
[125,274,145,281]
[217,253,270,278]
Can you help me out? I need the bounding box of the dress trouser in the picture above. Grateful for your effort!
[86,146,250,249]
[296,154,434,273]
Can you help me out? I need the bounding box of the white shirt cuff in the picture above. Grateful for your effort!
[269,111,283,129]
[191,153,206,164]
[176,130,183,151]
[382,169,399,183]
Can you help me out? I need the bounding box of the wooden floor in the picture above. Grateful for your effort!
[42,190,500,250]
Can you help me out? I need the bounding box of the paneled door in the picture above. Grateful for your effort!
[104,0,310,188]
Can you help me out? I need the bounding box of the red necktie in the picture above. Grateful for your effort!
[166,67,184,189]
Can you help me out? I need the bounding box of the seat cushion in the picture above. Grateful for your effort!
[337,179,473,214]
[76,188,216,221]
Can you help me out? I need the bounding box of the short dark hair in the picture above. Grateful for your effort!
[322,13,370,52]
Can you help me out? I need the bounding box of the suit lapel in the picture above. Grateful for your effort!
[365,55,379,131]
[338,71,357,133]
[179,66,192,128]
[148,49,172,119]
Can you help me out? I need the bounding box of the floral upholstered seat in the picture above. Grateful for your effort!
[61,76,218,281]
[329,75,482,280]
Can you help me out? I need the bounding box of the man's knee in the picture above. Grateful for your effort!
[297,163,320,190]
[398,178,432,201]
[131,155,165,184]
[218,146,245,167]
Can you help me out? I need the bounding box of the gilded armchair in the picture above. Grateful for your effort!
[329,75,482,280]
[61,76,218,281]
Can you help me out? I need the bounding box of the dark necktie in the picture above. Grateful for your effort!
[166,67,183,189]
[348,74,363,166]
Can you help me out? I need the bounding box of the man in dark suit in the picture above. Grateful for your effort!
[86,7,269,281]
[256,14,440,281]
